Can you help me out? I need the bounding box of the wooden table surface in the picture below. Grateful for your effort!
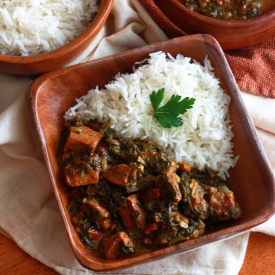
[1,232,275,274]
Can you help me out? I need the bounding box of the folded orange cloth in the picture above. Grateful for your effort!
[139,0,275,98]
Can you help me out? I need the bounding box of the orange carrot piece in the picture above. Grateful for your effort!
[64,161,100,186]
[142,188,161,201]
[103,164,132,186]
[100,232,134,259]
[143,223,158,235]
[118,194,146,231]
[64,126,102,153]
[178,161,192,173]
[87,229,101,240]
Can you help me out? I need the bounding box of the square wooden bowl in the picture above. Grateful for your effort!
[31,34,275,271]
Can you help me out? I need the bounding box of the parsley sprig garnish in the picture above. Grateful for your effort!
[150,88,195,128]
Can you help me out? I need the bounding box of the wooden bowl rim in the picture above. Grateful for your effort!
[0,0,114,64]
[168,0,275,27]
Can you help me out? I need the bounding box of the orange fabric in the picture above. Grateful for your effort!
[139,0,275,98]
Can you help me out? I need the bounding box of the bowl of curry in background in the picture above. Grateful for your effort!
[0,0,114,75]
[31,34,275,271]
[155,0,275,50]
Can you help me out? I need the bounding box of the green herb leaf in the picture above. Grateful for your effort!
[150,88,195,128]
[149,88,165,110]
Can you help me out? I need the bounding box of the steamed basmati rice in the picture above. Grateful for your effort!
[64,51,238,179]
[0,0,98,56]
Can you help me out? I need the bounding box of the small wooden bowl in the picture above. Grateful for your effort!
[0,0,114,75]
[31,34,275,271]
[155,0,275,50]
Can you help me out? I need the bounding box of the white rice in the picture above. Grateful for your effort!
[0,0,99,56]
[64,51,238,179]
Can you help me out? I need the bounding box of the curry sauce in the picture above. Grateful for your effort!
[180,0,275,20]
[57,115,242,259]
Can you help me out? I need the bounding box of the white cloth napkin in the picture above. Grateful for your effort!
[0,1,274,274]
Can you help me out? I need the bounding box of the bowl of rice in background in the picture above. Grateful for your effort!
[0,0,114,75]
[31,34,275,271]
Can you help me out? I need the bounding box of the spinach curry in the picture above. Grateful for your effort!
[57,115,242,259]
[180,0,275,20]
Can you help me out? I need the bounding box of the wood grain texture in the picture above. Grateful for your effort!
[1,232,275,274]
[239,232,275,275]
[154,0,275,50]
[0,233,58,275]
